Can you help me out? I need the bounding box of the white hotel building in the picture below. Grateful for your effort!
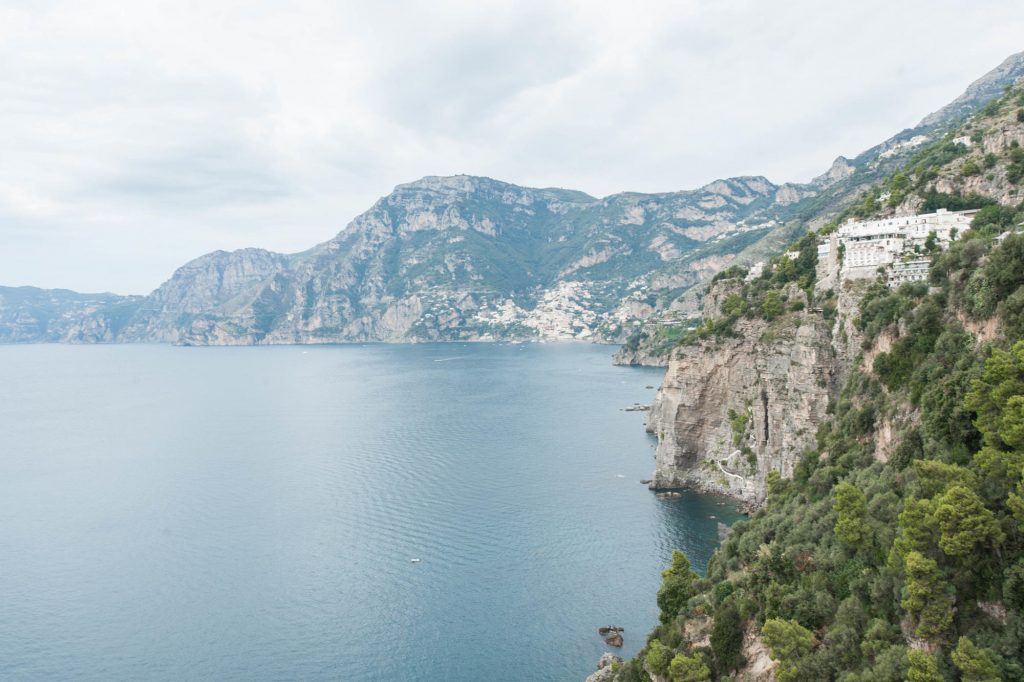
[820,208,978,285]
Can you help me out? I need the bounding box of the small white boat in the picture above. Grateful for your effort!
[410,558,421,563]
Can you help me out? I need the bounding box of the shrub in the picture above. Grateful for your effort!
[657,550,698,623]
[710,603,745,673]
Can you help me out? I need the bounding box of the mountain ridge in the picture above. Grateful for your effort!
[3,52,1022,345]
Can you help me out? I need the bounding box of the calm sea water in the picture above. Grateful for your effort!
[0,343,740,681]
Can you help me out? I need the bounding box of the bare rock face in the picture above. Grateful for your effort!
[646,284,836,505]
[736,623,778,681]
[117,248,289,343]
[584,666,616,682]
[584,653,624,682]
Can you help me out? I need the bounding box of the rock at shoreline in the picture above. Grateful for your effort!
[598,626,624,647]
[585,652,622,682]
[585,666,615,682]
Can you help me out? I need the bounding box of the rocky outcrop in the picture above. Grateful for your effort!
[584,653,623,682]
[117,248,289,343]
[736,624,777,681]
[611,343,672,367]
[646,283,837,505]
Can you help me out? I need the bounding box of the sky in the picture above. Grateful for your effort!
[1,1,1023,294]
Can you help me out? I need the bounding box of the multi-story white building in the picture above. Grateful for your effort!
[836,208,977,281]
[888,258,932,287]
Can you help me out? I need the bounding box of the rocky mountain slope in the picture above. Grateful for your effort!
[643,78,1024,507]
[0,175,825,344]
[596,78,1024,682]
[614,50,1024,366]
[0,286,141,343]
[124,174,821,345]
[4,52,1023,346]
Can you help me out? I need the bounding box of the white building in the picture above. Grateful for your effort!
[888,258,932,287]
[744,261,766,281]
[837,208,977,280]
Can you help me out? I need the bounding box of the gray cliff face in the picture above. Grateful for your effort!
[118,248,289,343]
[646,283,837,506]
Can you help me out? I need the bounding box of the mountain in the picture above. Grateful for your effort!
[592,76,1024,682]
[0,286,141,343]
[3,52,1023,346]
[0,175,829,344]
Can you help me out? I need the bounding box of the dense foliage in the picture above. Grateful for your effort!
[613,86,1024,680]
[676,231,823,347]
[621,212,1024,682]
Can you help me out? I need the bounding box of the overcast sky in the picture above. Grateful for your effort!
[1,1,1022,294]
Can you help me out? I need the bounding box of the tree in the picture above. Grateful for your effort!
[761,618,815,682]
[894,497,937,559]
[906,650,943,682]
[669,652,712,682]
[761,290,784,320]
[1009,479,1024,527]
[901,552,953,639]
[951,636,1001,681]
[656,550,698,623]
[972,446,1024,508]
[1003,557,1024,609]
[710,602,745,673]
[933,485,1004,557]
[966,339,1024,450]
[913,460,977,497]
[833,481,869,548]
[645,639,672,677]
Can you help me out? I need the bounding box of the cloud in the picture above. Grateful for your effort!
[0,0,1022,293]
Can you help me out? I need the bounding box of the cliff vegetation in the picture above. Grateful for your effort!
[607,83,1024,681]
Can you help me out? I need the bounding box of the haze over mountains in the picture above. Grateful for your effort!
[3,52,1023,345]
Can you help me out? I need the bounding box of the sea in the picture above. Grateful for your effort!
[0,342,741,681]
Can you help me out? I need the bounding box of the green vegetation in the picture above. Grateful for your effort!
[727,407,750,447]
[761,619,815,682]
[832,481,868,548]
[669,652,712,681]
[656,550,699,624]
[615,85,1024,678]
[620,321,699,359]
[709,602,745,673]
[1008,146,1024,185]
[677,231,823,347]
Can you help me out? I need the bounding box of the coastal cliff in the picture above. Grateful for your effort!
[599,75,1024,682]
[646,281,837,506]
